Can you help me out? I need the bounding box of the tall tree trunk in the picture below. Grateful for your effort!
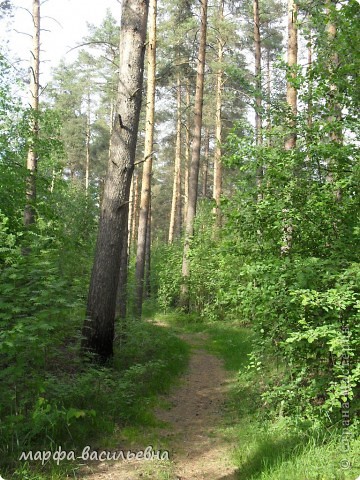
[183,76,191,224]
[213,0,224,227]
[117,211,129,319]
[307,36,312,130]
[135,0,156,317]
[281,0,298,256]
[180,0,208,308]
[145,200,151,299]
[127,172,135,256]
[325,0,341,197]
[85,90,91,192]
[82,0,148,361]
[253,0,263,194]
[266,47,272,139]
[202,127,209,197]
[131,170,140,248]
[24,0,40,227]
[284,0,298,151]
[169,73,182,243]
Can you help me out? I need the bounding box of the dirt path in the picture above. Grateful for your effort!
[79,332,238,480]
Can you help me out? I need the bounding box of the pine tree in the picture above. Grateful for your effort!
[82,0,149,361]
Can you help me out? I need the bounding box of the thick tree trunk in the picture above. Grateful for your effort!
[169,73,182,243]
[180,0,208,308]
[82,0,148,361]
[135,0,156,317]
[213,0,224,226]
[24,0,40,227]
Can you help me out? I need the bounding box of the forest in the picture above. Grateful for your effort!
[0,0,359,479]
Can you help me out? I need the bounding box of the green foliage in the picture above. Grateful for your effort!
[154,0,360,427]
[152,241,183,311]
[201,322,360,480]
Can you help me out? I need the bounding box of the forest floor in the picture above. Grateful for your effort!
[79,329,238,480]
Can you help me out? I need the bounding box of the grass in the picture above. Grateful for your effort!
[196,319,360,480]
[4,318,190,480]
[7,306,358,480]
[143,309,360,480]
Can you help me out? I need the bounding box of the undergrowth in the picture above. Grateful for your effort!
[1,320,189,480]
[154,312,359,480]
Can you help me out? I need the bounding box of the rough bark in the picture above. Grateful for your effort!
[24,0,40,227]
[169,73,182,243]
[135,0,156,317]
[180,0,208,308]
[213,0,224,226]
[82,0,148,361]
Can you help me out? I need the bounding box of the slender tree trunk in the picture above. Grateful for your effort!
[82,0,148,361]
[24,0,40,227]
[180,0,208,308]
[135,0,156,317]
[253,0,263,195]
[281,0,298,256]
[50,168,56,193]
[117,211,129,319]
[127,172,135,256]
[325,0,341,197]
[213,0,224,226]
[145,200,151,299]
[85,91,91,192]
[266,47,272,139]
[183,77,191,224]
[169,73,182,243]
[131,170,140,248]
[307,37,312,130]
[202,127,209,197]
[284,0,298,151]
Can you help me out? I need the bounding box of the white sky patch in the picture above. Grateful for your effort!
[2,0,121,83]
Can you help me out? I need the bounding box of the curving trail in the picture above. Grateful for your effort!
[79,332,238,480]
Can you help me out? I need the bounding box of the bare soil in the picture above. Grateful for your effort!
[79,332,238,480]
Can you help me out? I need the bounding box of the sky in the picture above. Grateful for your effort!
[2,0,121,82]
